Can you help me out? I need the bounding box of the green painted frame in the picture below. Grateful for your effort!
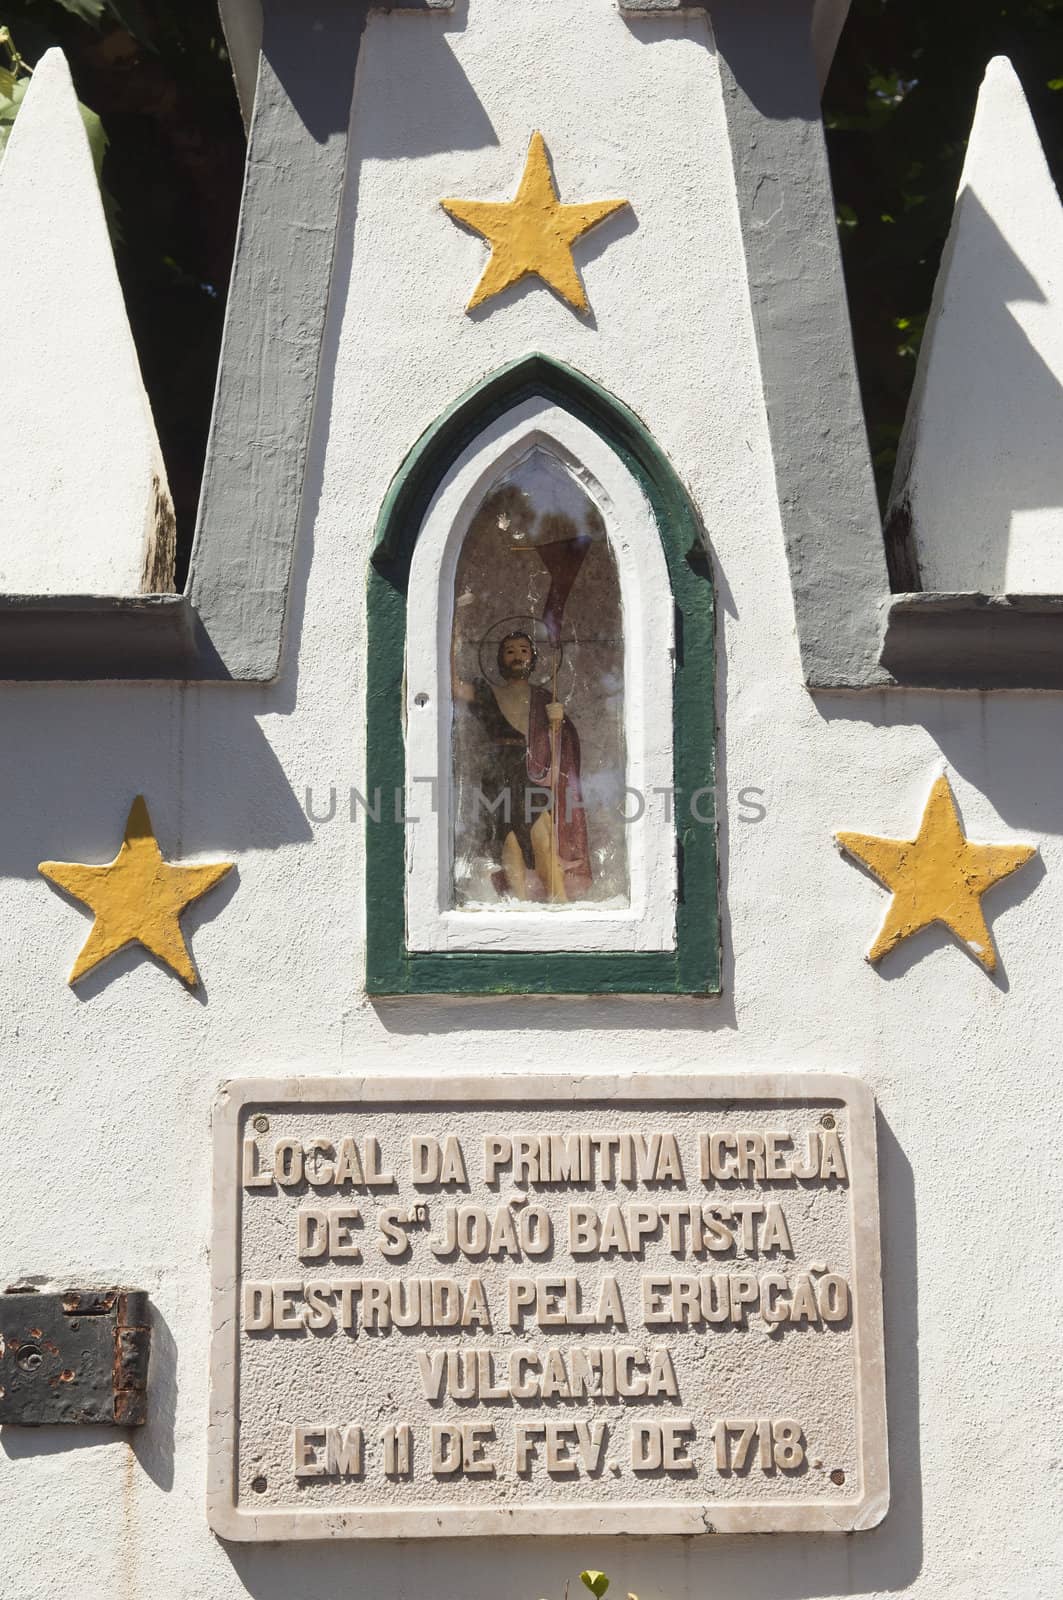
[366,354,719,996]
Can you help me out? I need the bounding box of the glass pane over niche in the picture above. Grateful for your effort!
[450,448,628,912]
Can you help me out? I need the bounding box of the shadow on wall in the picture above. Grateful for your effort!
[893,191,1063,595]
[355,1,497,161]
[816,688,1063,835]
[621,0,819,126]
[618,8,717,69]
[257,0,493,151]
[218,1109,920,1600]
[279,0,494,688]
[0,691,311,882]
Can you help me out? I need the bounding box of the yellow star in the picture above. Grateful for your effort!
[39,796,233,987]
[836,775,1036,972]
[441,131,629,315]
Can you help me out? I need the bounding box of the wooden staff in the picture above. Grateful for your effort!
[547,649,565,902]
[508,546,568,901]
[507,543,577,901]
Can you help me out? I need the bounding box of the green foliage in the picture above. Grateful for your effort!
[75,80,105,175]
[0,21,22,75]
[539,1570,638,1600]
[0,24,30,156]
[45,0,152,32]
[0,70,26,150]
[53,0,108,20]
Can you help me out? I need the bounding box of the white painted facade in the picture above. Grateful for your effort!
[0,6,1060,1600]
[0,50,174,595]
[892,57,1063,593]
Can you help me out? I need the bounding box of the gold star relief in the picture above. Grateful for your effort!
[441,131,629,315]
[836,775,1036,972]
[39,796,233,987]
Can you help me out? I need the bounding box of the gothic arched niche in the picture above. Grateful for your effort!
[406,397,675,957]
[367,355,718,997]
[450,446,627,912]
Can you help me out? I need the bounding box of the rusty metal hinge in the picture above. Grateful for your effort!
[0,1288,150,1426]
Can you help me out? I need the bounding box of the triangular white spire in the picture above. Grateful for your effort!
[887,57,1063,593]
[0,49,175,594]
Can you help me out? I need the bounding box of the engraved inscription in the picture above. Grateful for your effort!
[210,1080,888,1538]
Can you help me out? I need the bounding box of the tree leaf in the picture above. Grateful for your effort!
[55,0,152,34]
[53,0,110,22]
[581,1574,610,1598]
[78,99,108,183]
[0,76,29,161]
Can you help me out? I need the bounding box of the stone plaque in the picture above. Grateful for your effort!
[208,1074,888,1539]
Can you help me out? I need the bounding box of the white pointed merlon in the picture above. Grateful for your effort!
[887,58,1063,594]
[0,49,175,595]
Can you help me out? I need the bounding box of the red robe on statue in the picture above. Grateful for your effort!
[525,683,591,900]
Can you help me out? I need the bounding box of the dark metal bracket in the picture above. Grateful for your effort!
[0,1288,150,1427]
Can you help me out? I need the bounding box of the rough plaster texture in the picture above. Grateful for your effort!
[889,57,1063,594]
[708,0,890,689]
[0,4,1060,1599]
[0,50,175,596]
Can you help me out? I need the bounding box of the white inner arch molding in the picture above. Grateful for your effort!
[405,398,677,955]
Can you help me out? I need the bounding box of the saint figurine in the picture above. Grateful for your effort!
[452,629,591,902]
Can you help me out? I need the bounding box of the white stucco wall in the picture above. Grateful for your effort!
[0,50,174,595]
[892,57,1063,594]
[0,5,1059,1598]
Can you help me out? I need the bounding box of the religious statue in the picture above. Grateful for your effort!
[449,449,628,911]
[451,628,590,902]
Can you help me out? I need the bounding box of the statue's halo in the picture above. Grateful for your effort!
[477,613,568,691]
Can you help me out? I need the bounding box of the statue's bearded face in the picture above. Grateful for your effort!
[499,636,534,681]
